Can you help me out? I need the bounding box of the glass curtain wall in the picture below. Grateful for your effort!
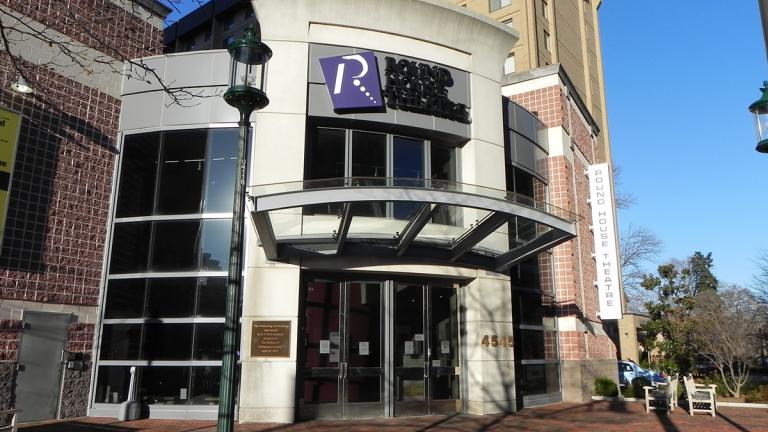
[505,165,561,407]
[304,127,457,223]
[96,128,239,408]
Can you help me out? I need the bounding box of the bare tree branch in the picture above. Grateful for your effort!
[621,225,662,312]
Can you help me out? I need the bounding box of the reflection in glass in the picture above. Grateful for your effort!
[146,278,196,318]
[193,324,224,360]
[116,134,159,217]
[430,287,460,401]
[304,128,346,216]
[393,136,424,220]
[109,222,151,274]
[347,282,382,403]
[394,284,425,402]
[352,131,386,217]
[150,220,200,271]
[190,366,221,405]
[200,219,231,270]
[157,130,206,214]
[204,129,238,213]
[197,277,226,317]
[100,324,142,360]
[104,279,146,318]
[142,323,193,361]
[138,366,190,405]
[302,280,340,404]
[95,366,131,403]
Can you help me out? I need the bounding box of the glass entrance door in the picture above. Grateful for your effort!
[299,280,384,419]
[393,284,461,416]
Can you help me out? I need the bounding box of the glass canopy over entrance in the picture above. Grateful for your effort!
[248,178,577,272]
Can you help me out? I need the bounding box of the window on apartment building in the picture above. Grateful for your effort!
[504,53,516,75]
[543,29,551,51]
[542,0,549,19]
[490,0,513,12]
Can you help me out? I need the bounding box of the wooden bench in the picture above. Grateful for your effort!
[644,374,678,413]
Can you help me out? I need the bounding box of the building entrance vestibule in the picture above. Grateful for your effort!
[298,277,461,419]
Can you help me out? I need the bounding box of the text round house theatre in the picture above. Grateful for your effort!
[92,0,622,423]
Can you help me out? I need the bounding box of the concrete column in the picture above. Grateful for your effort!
[463,272,516,414]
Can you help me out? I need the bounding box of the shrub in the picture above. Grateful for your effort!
[594,376,618,397]
[626,377,652,398]
[745,385,768,403]
[621,382,634,398]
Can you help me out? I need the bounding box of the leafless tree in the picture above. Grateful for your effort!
[620,225,662,312]
[0,0,212,106]
[753,250,768,304]
[612,164,636,210]
[689,286,762,398]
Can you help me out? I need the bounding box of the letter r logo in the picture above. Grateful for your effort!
[319,51,384,112]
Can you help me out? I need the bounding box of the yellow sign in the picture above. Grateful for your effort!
[0,107,21,249]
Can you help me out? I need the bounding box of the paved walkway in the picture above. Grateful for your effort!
[18,401,768,432]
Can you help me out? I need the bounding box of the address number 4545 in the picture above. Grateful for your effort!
[480,335,512,348]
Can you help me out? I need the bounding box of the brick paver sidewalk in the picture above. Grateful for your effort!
[18,401,768,432]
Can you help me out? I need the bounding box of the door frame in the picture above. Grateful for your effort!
[297,274,465,420]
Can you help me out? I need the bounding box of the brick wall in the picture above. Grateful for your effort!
[0,320,21,361]
[509,85,568,131]
[1,0,164,60]
[0,54,118,307]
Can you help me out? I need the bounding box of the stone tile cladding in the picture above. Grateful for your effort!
[0,320,21,361]
[1,0,164,60]
[509,85,568,132]
[0,54,118,306]
[61,323,94,417]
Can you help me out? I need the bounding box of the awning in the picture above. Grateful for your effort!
[248,177,578,273]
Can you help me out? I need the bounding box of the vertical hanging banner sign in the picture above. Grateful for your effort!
[0,107,21,250]
[587,163,622,320]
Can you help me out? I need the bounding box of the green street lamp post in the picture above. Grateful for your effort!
[218,24,271,432]
[749,81,768,153]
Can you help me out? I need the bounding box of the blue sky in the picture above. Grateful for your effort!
[162,1,767,287]
[601,2,767,287]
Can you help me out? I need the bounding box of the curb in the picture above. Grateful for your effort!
[591,396,768,409]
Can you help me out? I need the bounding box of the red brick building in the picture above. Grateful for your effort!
[0,0,168,421]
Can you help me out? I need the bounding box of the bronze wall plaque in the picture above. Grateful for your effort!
[251,320,291,358]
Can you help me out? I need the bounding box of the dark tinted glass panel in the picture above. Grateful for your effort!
[146,278,196,318]
[116,133,159,217]
[522,364,559,396]
[95,366,131,403]
[305,128,345,215]
[511,257,540,288]
[190,366,220,405]
[138,366,190,405]
[514,291,543,326]
[142,323,193,360]
[197,277,226,317]
[303,281,340,369]
[109,222,151,274]
[193,323,224,360]
[347,283,381,369]
[303,378,338,404]
[520,329,545,360]
[352,131,386,217]
[393,137,424,220]
[431,287,459,368]
[100,324,142,360]
[306,128,345,180]
[204,129,238,213]
[150,220,200,271]
[157,130,206,214]
[200,219,231,271]
[430,143,455,181]
[104,279,146,318]
[514,166,535,198]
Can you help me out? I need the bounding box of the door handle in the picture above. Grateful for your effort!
[424,361,429,378]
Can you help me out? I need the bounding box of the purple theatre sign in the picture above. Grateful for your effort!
[319,51,384,112]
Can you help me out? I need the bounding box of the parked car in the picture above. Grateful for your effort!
[618,360,665,385]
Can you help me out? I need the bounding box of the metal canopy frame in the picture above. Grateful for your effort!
[248,182,577,272]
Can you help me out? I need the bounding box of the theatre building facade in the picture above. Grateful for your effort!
[91,0,620,422]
